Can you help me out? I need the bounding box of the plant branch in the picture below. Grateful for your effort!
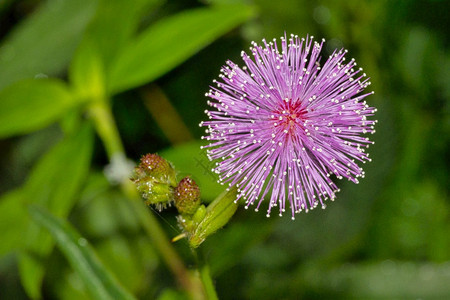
[88,98,204,299]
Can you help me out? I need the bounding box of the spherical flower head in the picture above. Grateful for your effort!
[200,34,377,220]
[174,176,201,215]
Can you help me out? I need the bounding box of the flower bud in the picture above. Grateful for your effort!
[174,176,201,215]
[139,181,173,204]
[175,187,238,248]
[131,153,177,209]
[136,153,177,186]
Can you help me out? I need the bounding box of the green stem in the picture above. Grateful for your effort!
[199,264,218,300]
[87,98,204,299]
[126,185,204,300]
[195,250,219,300]
[88,100,124,158]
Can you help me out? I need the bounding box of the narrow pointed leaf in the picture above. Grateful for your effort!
[84,0,163,70]
[108,4,256,94]
[0,189,28,257]
[0,0,97,90]
[19,124,94,299]
[29,206,136,300]
[0,79,73,138]
[69,39,105,100]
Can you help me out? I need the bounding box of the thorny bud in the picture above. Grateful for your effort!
[174,176,201,215]
[131,154,237,248]
[137,153,177,186]
[131,154,177,210]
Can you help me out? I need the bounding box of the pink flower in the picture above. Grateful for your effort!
[200,34,377,219]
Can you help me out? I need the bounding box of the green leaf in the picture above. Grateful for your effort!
[18,124,94,299]
[28,206,136,300]
[0,78,74,138]
[0,189,28,258]
[108,4,256,94]
[84,0,163,71]
[69,0,165,99]
[69,39,105,100]
[0,0,98,90]
[160,140,222,201]
[50,173,159,299]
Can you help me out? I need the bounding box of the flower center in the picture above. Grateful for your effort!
[272,101,306,136]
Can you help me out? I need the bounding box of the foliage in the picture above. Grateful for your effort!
[0,0,449,299]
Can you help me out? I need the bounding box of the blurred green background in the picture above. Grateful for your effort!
[0,0,449,299]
